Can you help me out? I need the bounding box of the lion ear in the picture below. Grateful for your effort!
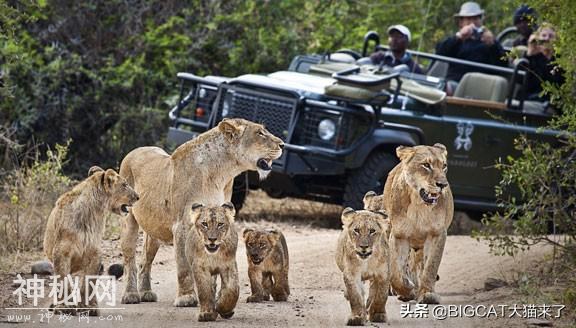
[102,169,119,192]
[341,207,355,226]
[396,146,415,162]
[218,118,246,142]
[433,143,448,157]
[363,191,377,208]
[266,229,281,245]
[88,166,104,177]
[190,203,203,224]
[221,202,236,221]
[243,228,254,240]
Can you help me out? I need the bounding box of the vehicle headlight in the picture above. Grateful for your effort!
[222,99,230,117]
[317,119,336,141]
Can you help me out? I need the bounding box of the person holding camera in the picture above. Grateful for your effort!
[369,25,423,74]
[524,23,564,102]
[436,2,507,84]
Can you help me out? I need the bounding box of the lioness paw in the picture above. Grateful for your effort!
[140,290,158,302]
[174,294,198,307]
[246,295,264,303]
[369,312,387,323]
[419,292,441,304]
[219,311,234,319]
[198,311,218,322]
[121,292,141,304]
[346,315,366,326]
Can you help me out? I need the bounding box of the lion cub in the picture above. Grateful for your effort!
[43,166,139,315]
[243,228,289,302]
[186,203,239,322]
[336,207,390,326]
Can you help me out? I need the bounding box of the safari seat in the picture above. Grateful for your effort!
[453,72,509,102]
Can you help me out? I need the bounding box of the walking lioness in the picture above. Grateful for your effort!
[119,118,283,306]
[385,144,453,304]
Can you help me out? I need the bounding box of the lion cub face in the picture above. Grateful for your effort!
[218,118,284,180]
[341,208,388,260]
[190,203,235,253]
[396,143,449,206]
[89,166,139,216]
[243,229,280,265]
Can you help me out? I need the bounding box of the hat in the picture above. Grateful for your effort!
[454,2,484,17]
[513,4,537,25]
[387,25,411,42]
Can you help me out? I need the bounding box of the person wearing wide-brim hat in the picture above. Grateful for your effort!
[436,1,507,83]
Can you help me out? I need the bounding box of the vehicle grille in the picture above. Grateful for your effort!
[220,89,297,142]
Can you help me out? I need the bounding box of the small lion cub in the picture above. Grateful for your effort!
[186,203,239,322]
[336,207,390,326]
[243,228,290,302]
[43,166,139,315]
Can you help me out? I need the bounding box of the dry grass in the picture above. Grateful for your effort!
[238,190,343,229]
[0,143,73,270]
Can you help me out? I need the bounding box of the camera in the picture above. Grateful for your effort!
[471,26,484,40]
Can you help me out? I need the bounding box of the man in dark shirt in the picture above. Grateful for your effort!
[512,4,538,47]
[436,2,507,82]
[370,25,423,74]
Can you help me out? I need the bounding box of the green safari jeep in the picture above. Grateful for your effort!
[166,32,563,214]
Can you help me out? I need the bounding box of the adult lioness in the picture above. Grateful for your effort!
[186,203,239,322]
[336,208,390,326]
[119,118,283,306]
[385,144,453,304]
[44,166,139,315]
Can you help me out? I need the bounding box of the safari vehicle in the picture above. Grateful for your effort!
[166,31,561,213]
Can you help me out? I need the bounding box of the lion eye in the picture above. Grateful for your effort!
[259,243,266,249]
[217,222,224,228]
[201,222,208,228]
[443,163,448,171]
[422,163,432,170]
[369,229,376,235]
[258,130,266,137]
[353,228,360,234]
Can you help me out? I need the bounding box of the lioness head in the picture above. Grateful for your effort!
[243,228,281,265]
[91,166,139,216]
[341,207,388,260]
[396,143,449,206]
[190,202,236,254]
[218,118,284,179]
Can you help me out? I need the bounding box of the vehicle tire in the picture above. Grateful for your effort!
[231,173,247,212]
[343,152,398,210]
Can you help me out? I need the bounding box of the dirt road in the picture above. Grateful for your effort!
[1,220,551,328]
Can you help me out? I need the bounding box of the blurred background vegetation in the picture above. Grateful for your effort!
[1,0,519,175]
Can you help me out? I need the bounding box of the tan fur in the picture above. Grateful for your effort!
[118,118,283,306]
[335,208,390,326]
[186,203,239,322]
[384,144,454,304]
[243,228,290,302]
[43,167,139,315]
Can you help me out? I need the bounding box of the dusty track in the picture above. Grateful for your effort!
[0,191,555,327]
